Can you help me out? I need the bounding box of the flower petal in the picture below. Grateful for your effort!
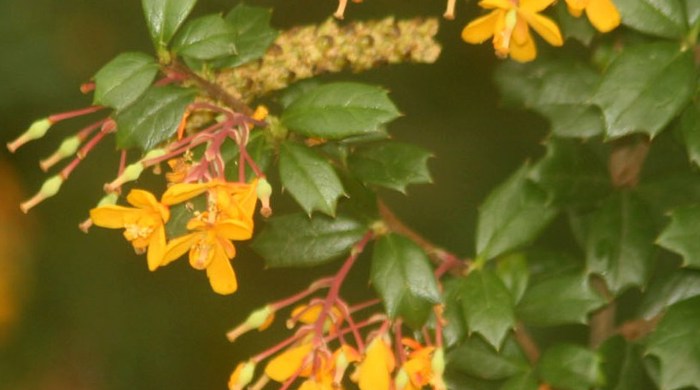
[265,343,314,382]
[126,189,158,209]
[90,205,140,228]
[509,30,537,62]
[147,225,167,271]
[520,0,556,12]
[217,219,254,241]
[206,247,238,295]
[565,0,588,15]
[161,182,210,205]
[161,233,199,266]
[519,10,563,46]
[357,337,395,390]
[586,0,620,32]
[462,11,500,43]
[478,0,512,9]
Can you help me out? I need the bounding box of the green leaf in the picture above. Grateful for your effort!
[93,52,159,111]
[171,14,237,60]
[687,0,700,27]
[679,101,700,168]
[645,296,700,389]
[638,269,700,319]
[460,269,515,348]
[222,132,274,181]
[251,212,367,267]
[165,194,206,238]
[278,142,345,216]
[281,82,401,139]
[516,271,605,327]
[495,253,529,304]
[441,279,466,347]
[500,372,538,390]
[476,165,558,260]
[347,142,432,193]
[592,42,695,139]
[536,104,605,139]
[537,344,604,390]
[615,0,688,39]
[211,3,278,68]
[371,233,441,328]
[554,1,596,45]
[142,0,197,49]
[657,205,700,269]
[447,335,529,380]
[115,85,196,150]
[599,336,655,390]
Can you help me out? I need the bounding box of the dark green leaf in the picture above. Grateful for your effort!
[171,14,237,60]
[615,0,688,39]
[211,3,278,68]
[444,372,501,390]
[222,132,274,181]
[278,80,322,109]
[638,269,700,319]
[441,279,466,347]
[536,104,605,139]
[371,233,441,328]
[585,192,657,294]
[635,173,700,218]
[460,269,515,348]
[164,194,206,238]
[281,82,401,139]
[645,296,700,389]
[476,165,558,260]
[500,372,538,390]
[599,336,655,390]
[447,335,529,380]
[657,205,700,268]
[115,85,196,150]
[279,142,345,216]
[93,52,159,111]
[517,271,605,327]
[554,1,596,45]
[495,253,529,304]
[679,101,700,168]
[592,42,695,139]
[537,344,604,390]
[142,0,197,49]
[347,142,432,193]
[251,212,367,267]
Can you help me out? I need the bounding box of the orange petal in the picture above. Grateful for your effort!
[161,182,210,205]
[357,337,395,390]
[265,343,314,382]
[509,30,537,62]
[478,0,512,9]
[161,233,199,266]
[565,0,587,15]
[126,189,158,209]
[216,219,254,241]
[519,10,563,46]
[586,0,620,32]
[147,225,167,271]
[462,10,500,43]
[90,205,140,229]
[520,0,556,12]
[206,247,238,295]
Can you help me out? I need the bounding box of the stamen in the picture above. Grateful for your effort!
[443,0,456,20]
[334,0,348,19]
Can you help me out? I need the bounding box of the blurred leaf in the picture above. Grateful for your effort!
[554,1,596,45]
[645,296,700,389]
[615,0,688,39]
[500,372,538,390]
[687,0,700,26]
[281,82,400,139]
[251,212,367,267]
[347,142,432,193]
[210,3,278,68]
[592,42,695,139]
[115,85,196,150]
[93,52,159,111]
[516,271,605,327]
[657,205,700,268]
[142,0,197,49]
[679,101,700,168]
[476,165,558,260]
[585,192,656,294]
[441,279,466,347]
[537,344,604,390]
[279,142,345,216]
[536,104,605,139]
[638,269,700,319]
[460,269,515,348]
[171,14,237,60]
[371,234,441,328]
[599,336,655,390]
[635,172,700,218]
[495,253,529,304]
[164,194,206,238]
[447,335,529,380]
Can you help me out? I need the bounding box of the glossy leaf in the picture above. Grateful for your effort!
[278,142,345,216]
[251,212,367,268]
[441,279,466,347]
[657,205,700,268]
[93,52,159,111]
[347,142,432,193]
[171,14,237,60]
[142,0,197,49]
[645,296,700,389]
[460,269,515,348]
[212,3,278,68]
[537,344,604,390]
[371,234,441,328]
[447,335,529,380]
[592,42,695,139]
[281,82,401,139]
[115,85,196,150]
[554,1,595,45]
[599,336,655,390]
[495,253,529,304]
[679,101,700,168]
[615,0,688,39]
[222,132,274,181]
[638,269,700,319]
[476,165,558,261]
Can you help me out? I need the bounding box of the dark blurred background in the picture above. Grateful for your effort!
[0,0,544,389]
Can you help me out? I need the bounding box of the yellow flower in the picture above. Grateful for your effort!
[162,179,258,222]
[462,0,563,62]
[353,334,395,390]
[565,0,620,32]
[90,189,169,271]
[397,338,435,390]
[265,342,314,382]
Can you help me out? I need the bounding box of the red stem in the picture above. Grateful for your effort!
[48,105,104,123]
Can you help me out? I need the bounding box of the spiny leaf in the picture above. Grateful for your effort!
[537,344,604,390]
[657,205,700,269]
[347,141,432,193]
[679,101,700,168]
[210,3,278,68]
[142,0,197,49]
[171,14,237,60]
[614,0,688,39]
[93,52,159,111]
[447,335,529,381]
[637,269,700,319]
[460,269,515,349]
[495,253,529,304]
[599,336,655,390]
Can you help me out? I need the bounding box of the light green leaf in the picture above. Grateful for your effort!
[537,344,604,390]
[615,0,688,39]
[679,101,700,168]
[657,205,700,269]
[592,42,695,139]
[687,0,700,27]
[93,52,159,111]
[251,212,367,267]
[211,3,278,68]
[495,253,529,304]
[638,269,700,319]
[115,85,196,150]
[171,14,237,60]
[278,142,345,216]
[476,165,558,260]
[645,296,700,389]
[599,336,655,390]
[281,82,401,139]
[142,0,197,49]
[371,233,441,328]
[460,269,516,348]
[447,335,529,381]
[347,142,432,193]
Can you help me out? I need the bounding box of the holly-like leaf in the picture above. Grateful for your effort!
[679,102,700,168]
[537,344,604,390]
[516,271,605,327]
[592,42,695,139]
[657,205,700,269]
[171,14,237,60]
[645,296,700,389]
[142,0,197,49]
[476,165,558,261]
[93,52,159,111]
[638,269,700,319]
[441,279,466,348]
[115,85,196,150]
[211,3,278,68]
[371,233,441,328]
[554,1,595,45]
[585,192,657,294]
[222,132,274,181]
[347,142,432,193]
[447,335,529,381]
[278,142,345,216]
[165,194,206,238]
[501,372,538,390]
[536,104,605,139]
[251,212,367,268]
[614,0,688,39]
[495,253,529,304]
[281,82,401,139]
[460,269,515,348]
[599,336,655,390]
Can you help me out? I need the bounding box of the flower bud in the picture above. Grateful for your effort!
[7,118,52,152]
[226,305,275,342]
[20,175,64,213]
[40,136,81,171]
[431,347,447,390]
[257,177,272,217]
[228,360,256,390]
